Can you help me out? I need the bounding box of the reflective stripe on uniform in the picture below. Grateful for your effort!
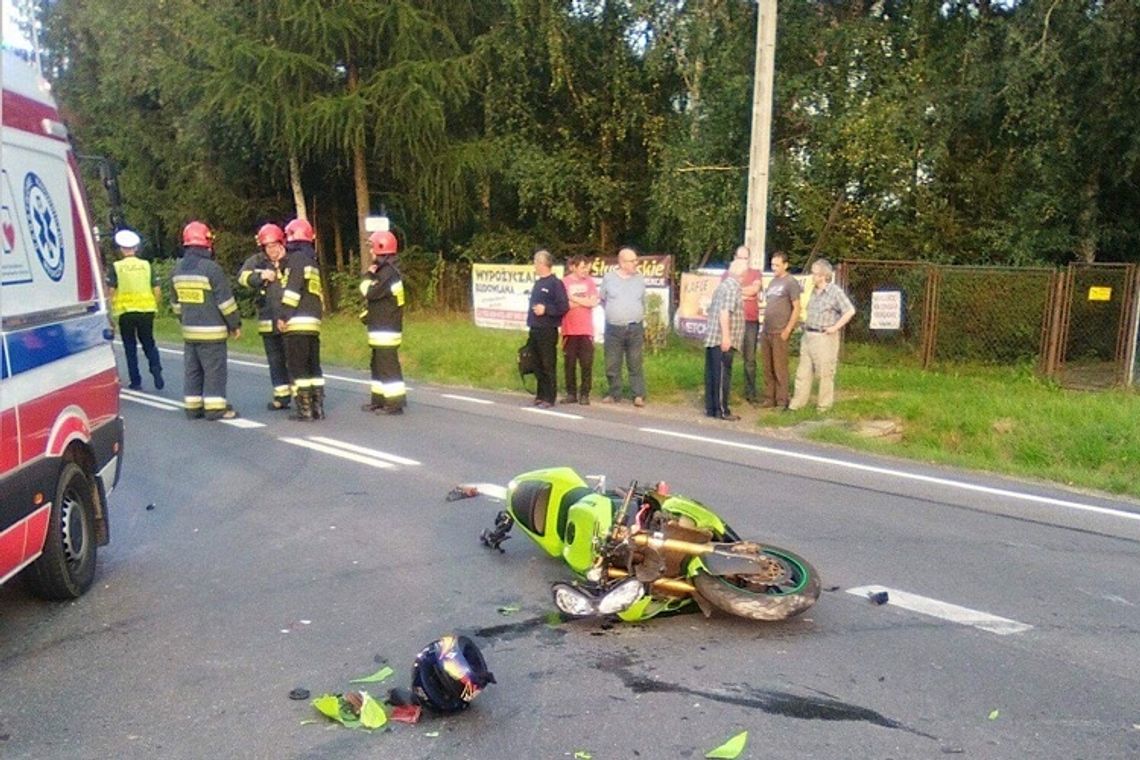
[258,319,273,334]
[371,380,406,398]
[368,330,402,347]
[184,396,204,409]
[182,325,230,341]
[282,288,301,307]
[218,297,238,315]
[285,316,321,332]
[203,396,228,411]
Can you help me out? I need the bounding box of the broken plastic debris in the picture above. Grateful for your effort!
[574,752,593,759]
[390,704,422,724]
[705,730,748,759]
[146,503,156,511]
[987,709,1000,721]
[425,731,440,737]
[350,665,394,684]
[497,604,521,616]
[311,691,387,730]
[446,485,480,501]
[868,590,889,605]
[288,687,311,701]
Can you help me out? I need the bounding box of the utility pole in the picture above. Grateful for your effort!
[743,0,777,271]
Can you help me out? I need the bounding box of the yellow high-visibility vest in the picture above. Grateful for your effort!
[112,257,158,315]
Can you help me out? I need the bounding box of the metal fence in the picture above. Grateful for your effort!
[838,259,1140,388]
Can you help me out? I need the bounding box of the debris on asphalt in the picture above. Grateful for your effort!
[988,709,1000,721]
[145,503,156,511]
[425,731,440,737]
[824,585,840,592]
[868,590,889,605]
[497,604,521,616]
[350,665,394,684]
[390,704,422,724]
[574,751,593,759]
[705,730,748,759]
[311,691,387,730]
[288,687,311,701]
[446,485,479,501]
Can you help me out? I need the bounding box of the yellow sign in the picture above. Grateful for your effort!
[1088,286,1112,302]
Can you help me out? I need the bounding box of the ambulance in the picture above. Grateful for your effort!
[1,50,124,598]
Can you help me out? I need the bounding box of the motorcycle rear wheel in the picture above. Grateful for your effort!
[692,545,820,621]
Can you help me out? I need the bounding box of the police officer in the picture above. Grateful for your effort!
[238,224,292,410]
[107,228,163,391]
[277,218,325,421]
[359,230,406,415]
[171,221,242,420]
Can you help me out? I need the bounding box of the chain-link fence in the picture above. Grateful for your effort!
[838,259,1139,388]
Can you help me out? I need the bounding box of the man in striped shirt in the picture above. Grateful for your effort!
[704,259,748,421]
[789,259,856,412]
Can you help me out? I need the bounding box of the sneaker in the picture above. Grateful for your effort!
[269,398,292,411]
[534,400,553,409]
[633,397,645,408]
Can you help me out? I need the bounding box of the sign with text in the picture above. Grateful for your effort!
[870,289,904,330]
[674,270,814,340]
[471,256,672,337]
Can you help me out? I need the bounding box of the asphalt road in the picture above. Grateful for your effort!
[2,344,1138,759]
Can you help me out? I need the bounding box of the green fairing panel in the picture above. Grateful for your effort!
[507,467,587,557]
[562,493,613,573]
[617,595,692,622]
[659,495,728,535]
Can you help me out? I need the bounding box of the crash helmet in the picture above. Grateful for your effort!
[410,635,495,713]
[284,218,315,243]
[369,230,398,256]
[182,220,214,248]
[256,223,285,247]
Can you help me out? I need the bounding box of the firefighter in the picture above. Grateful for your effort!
[238,223,292,410]
[170,221,242,420]
[108,228,164,391]
[359,229,406,414]
[277,218,325,420]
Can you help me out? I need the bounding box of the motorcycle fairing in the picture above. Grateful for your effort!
[507,467,590,557]
[562,493,615,573]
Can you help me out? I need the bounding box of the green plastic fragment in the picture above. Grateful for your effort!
[350,665,395,684]
[359,692,388,730]
[988,709,1000,721]
[497,604,522,616]
[574,751,593,759]
[425,731,440,737]
[705,730,748,759]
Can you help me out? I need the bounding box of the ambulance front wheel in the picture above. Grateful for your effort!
[25,462,98,600]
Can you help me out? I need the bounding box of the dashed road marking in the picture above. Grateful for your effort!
[120,390,181,411]
[221,417,265,429]
[523,407,583,420]
[846,585,1033,635]
[306,436,420,466]
[442,394,494,405]
[280,436,396,469]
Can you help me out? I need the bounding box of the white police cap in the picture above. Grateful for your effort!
[114,229,141,249]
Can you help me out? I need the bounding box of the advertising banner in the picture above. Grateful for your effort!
[674,270,813,340]
[471,255,673,339]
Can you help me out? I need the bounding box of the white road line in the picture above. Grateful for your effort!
[306,436,421,466]
[846,585,1033,635]
[523,407,583,420]
[442,394,494,405]
[221,418,266,429]
[279,437,395,469]
[155,348,407,390]
[120,394,180,411]
[642,427,1140,523]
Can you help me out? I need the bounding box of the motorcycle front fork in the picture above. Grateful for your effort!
[480,510,515,553]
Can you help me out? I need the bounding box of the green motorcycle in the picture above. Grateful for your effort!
[458,467,820,623]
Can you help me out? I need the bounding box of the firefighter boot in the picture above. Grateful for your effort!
[311,387,326,420]
[361,393,385,413]
[289,389,314,421]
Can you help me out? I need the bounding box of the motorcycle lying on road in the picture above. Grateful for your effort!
[451,467,820,623]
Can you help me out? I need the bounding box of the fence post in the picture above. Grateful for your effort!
[920,265,939,369]
[1039,269,1065,379]
[1123,264,1140,387]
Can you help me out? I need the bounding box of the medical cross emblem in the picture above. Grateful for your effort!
[24,172,65,281]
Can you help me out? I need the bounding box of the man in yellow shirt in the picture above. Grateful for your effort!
[108,229,164,390]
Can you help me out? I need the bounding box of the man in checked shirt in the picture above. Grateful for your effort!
[789,259,856,412]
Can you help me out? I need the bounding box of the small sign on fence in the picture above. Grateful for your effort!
[1088,286,1112,302]
[869,289,904,330]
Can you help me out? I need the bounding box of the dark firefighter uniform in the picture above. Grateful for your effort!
[171,231,242,420]
[360,252,406,414]
[280,220,325,420]
[238,248,291,409]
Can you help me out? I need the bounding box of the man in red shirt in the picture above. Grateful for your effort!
[561,255,599,404]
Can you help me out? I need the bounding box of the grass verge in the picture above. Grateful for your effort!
[155,313,1140,500]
